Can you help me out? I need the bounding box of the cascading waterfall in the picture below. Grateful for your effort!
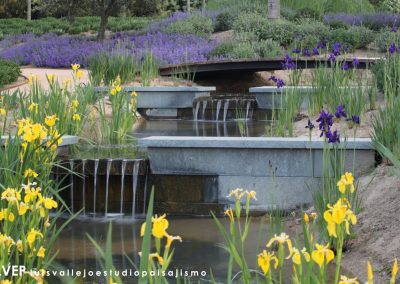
[202,100,208,120]
[81,159,87,215]
[69,159,74,213]
[93,159,99,214]
[132,161,140,216]
[104,159,112,216]
[193,101,200,121]
[246,101,251,120]
[223,100,229,122]
[120,159,127,214]
[215,100,222,121]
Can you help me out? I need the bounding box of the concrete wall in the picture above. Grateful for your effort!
[138,137,375,211]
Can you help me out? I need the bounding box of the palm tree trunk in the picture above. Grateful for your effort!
[267,0,280,20]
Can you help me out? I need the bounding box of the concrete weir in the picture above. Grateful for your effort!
[95,86,216,119]
[138,136,375,211]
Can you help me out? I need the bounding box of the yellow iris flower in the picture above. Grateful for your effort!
[288,247,310,265]
[266,233,293,256]
[311,243,335,268]
[257,250,278,275]
[45,115,58,127]
[140,214,169,239]
[338,275,359,284]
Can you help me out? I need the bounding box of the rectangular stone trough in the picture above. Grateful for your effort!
[1,135,78,157]
[249,86,314,110]
[95,86,216,119]
[138,136,375,211]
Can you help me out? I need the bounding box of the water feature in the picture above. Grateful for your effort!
[104,159,112,216]
[223,100,229,122]
[120,159,127,214]
[132,161,140,215]
[69,159,74,213]
[193,100,201,121]
[215,99,222,121]
[202,100,207,120]
[82,159,87,215]
[93,159,99,215]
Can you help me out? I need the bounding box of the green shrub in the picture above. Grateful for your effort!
[374,28,400,52]
[209,39,282,59]
[256,20,296,47]
[0,59,21,88]
[329,26,375,50]
[166,13,214,36]
[232,12,268,33]
[214,11,235,32]
[292,20,329,48]
[380,0,400,12]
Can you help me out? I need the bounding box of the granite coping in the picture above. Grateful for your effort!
[138,136,373,150]
[95,86,216,92]
[1,135,78,147]
[249,86,371,93]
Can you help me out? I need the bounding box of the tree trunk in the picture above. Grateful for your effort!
[202,0,206,11]
[97,11,108,41]
[27,0,31,21]
[267,0,280,20]
[187,0,191,12]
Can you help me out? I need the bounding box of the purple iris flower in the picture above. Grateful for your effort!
[276,78,285,89]
[332,42,341,56]
[352,115,360,124]
[303,48,311,57]
[326,130,340,144]
[305,119,315,130]
[312,47,319,56]
[268,75,277,82]
[335,105,347,119]
[352,57,360,67]
[281,54,296,70]
[293,48,301,54]
[389,42,396,54]
[317,41,326,49]
[391,26,398,33]
[329,53,336,62]
[342,62,349,71]
[316,109,334,136]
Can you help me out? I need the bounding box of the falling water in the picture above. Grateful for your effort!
[142,168,149,215]
[104,159,112,216]
[245,101,251,120]
[120,159,127,214]
[193,101,201,121]
[132,161,140,216]
[69,159,74,213]
[93,159,99,214]
[202,100,208,120]
[223,100,230,122]
[82,159,87,215]
[215,100,222,121]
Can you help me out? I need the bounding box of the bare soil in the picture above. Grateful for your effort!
[342,164,400,283]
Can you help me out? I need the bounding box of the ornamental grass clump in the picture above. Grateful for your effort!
[96,77,137,144]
